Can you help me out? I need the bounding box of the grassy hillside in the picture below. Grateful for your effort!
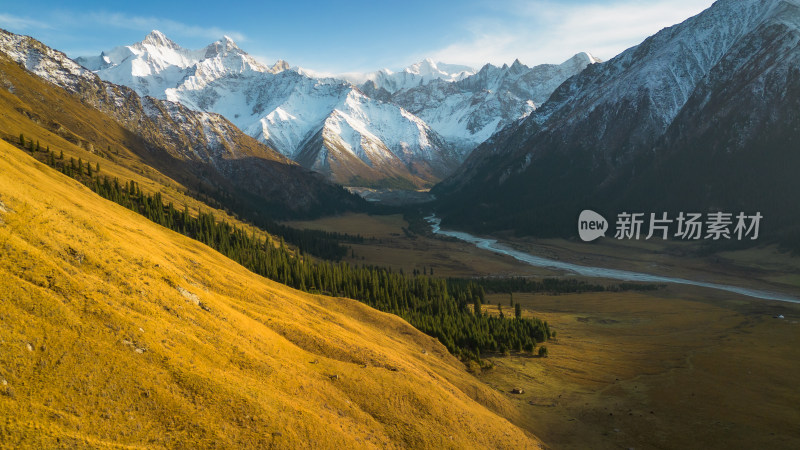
[0,55,250,231]
[0,141,541,448]
[0,42,363,222]
[0,53,362,260]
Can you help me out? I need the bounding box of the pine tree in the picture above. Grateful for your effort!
[19,133,24,145]
[87,161,93,177]
[514,303,522,319]
[95,162,100,173]
[78,158,83,175]
[59,150,64,159]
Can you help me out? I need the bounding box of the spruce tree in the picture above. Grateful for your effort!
[87,161,92,177]
[19,133,24,145]
[515,303,522,319]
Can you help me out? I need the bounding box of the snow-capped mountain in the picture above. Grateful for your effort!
[79,32,457,188]
[293,89,458,186]
[0,28,361,218]
[298,59,475,94]
[353,59,476,94]
[434,0,800,240]
[77,31,269,99]
[389,53,598,154]
[78,31,594,188]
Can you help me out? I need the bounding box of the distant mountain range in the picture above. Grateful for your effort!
[6,0,789,248]
[434,0,800,248]
[0,28,362,221]
[76,32,596,188]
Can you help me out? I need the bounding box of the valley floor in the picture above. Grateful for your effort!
[481,289,800,449]
[287,212,800,449]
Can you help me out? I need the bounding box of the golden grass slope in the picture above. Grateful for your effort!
[0,54,274,245]
[0,141,540,448]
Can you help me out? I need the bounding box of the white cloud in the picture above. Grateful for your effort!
[1,10,246,49]
[82,12,247,43]
[0,13,52,31]
[426,0,715,67]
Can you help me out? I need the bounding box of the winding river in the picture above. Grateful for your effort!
[425,215,800,304]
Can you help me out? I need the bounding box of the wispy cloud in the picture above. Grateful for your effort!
[1,10,246,51]
[426,0,715,67]
[83,12,247,43]
[0,13,52,31]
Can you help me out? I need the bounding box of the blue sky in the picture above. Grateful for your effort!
[1,0,714,73]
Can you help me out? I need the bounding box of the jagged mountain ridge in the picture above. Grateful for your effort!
[434,0,800,244]
[333,58,477,94]
[78,31,595,188]
[0,28,362,219]
[79,31,458,188]
[389,53,599,155]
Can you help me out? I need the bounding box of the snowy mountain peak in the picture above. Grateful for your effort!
[508,59,528,74]
[582,52,603,64]
[74,30,595,188]
[406,58,439,75]
[344,59,477,94]
[269,60,290,74]
[140,30,179,49]
[404,58,476,79]
[204,35,242,57]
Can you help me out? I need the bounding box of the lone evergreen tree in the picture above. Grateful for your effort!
[19,133,24,145]
[514,303,522,319]
[59,150,64,159]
